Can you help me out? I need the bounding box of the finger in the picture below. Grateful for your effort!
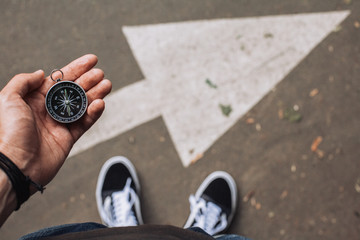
[86,79,112,104]
[61,54,98,81]
[69,99,105,142]
[40,54,98,95]
[74,68,104,91]
[2,70,45,98]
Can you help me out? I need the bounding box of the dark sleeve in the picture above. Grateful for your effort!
[43,224,214,240]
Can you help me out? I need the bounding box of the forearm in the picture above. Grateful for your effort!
[0,170,16,227]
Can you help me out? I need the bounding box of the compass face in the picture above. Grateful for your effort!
[45,81,88,123]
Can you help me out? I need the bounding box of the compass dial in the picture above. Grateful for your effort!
[45,81,88,123]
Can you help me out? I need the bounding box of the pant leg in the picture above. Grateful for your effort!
[187,227,252,240]
[20,224,252,240]
[214,234,252,240]
[19,222,106,240]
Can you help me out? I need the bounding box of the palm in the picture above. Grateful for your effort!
[33,92,77,182]
[0,91,72,185]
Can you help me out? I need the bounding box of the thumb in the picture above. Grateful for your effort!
[3,70,45,98]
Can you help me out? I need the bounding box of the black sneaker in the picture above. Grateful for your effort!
[96,156,143,227]
[184,171,237,236]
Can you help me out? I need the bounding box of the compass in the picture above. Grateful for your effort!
[45,69,88,123]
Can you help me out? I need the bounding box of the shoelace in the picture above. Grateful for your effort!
[188,195,228,235]
[103,178,138,227]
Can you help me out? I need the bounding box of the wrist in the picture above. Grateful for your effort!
[0,152,45,211]
[0,143,37,180]
[0,170,17,226]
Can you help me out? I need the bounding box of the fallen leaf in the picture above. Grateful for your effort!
[311,136,323,152]
[321,216,328,223]
[316,149,325,159]
[205,78,218,89]
[280,190,288,200]
[333,25,342,32]
[354,21,360,29]
[335,147,343,154]
[243,190,255,202]
[255,203,262,210]
[250,198,257,207]
[284,108,302,123]
[190,153,204,165]
[309,88,319,97]
[278,109,284,120]
[246,118,255,124]
[219,104,232,117]
[293,104,300,111]
[264,33,273,38]
[128,136,136,144]
[308,219,316,226]
[355,178,360,193]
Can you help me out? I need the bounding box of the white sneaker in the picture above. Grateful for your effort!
[96,156,143,227]
[184,171,237,236]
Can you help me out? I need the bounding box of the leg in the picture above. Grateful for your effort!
[215,235,252,240]
[19,222,106,240]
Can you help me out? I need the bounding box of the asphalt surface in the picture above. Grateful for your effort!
[0,1,360,239]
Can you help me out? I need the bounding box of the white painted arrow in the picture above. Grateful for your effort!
[70,11,350,167]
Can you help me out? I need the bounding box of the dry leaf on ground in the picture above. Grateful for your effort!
[246,118,255,124]
[243,190,255,202]
[309,88,319,97]
[311,136,323,152]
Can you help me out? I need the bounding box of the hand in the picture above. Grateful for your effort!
[0,54,112,190]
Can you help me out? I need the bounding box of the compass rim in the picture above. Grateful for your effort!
[45,81,88,124]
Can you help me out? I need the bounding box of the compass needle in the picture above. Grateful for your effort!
[67,105,71,116]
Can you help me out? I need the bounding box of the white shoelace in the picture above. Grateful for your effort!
[103,178,138,227]
[188,195,228,235]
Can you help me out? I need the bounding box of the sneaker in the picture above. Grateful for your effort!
[184,171,237,236]
[96,156,143,227]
